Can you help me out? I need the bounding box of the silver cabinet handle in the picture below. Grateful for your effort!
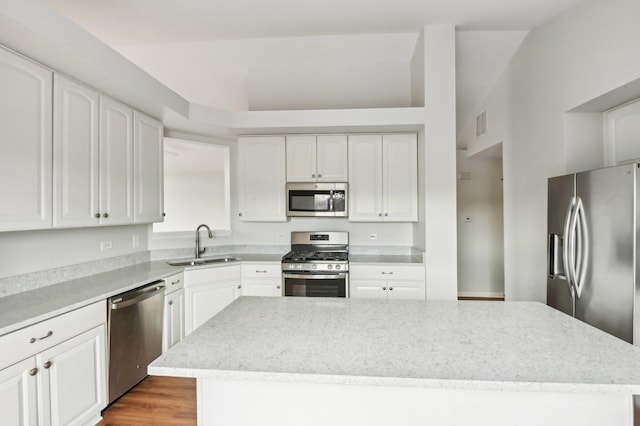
[238,212,243,217]
[378,213,382,217]
[171,279,180,285]
[381,272,394,275]
[384,213,388,216]
[382,287,387,291]
[311,174,316,178]
[237,285,242,289]
[276,285,281,289]
[103,213,109,218]
[43,361,52,369]
[168,300,173,306]
[30,330,53,344]
[29,368,38,376]
[95,213,100,218]
[256,270,267,273]
[318,174,322,178]
[389,287,394,291]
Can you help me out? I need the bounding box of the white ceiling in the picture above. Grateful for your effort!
[44,0,590,136]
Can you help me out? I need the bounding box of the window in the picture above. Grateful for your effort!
[153,138,230,234]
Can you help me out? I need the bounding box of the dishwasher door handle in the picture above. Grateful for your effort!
[110,283,165,310]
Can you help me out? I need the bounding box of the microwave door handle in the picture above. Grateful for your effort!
[329,190,334,212]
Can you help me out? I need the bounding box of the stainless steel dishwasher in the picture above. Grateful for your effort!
[107,280,165,404]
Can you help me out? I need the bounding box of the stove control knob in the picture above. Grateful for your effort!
[335,264,341,270]
[327,264,333,270]
[312,264,318,270]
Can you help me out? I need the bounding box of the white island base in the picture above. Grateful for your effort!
[149,297,640,426]
[198,378,632,426]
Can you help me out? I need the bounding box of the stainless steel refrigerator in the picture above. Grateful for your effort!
[547,163,638,344]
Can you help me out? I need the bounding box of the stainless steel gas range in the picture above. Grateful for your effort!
[281,232,349,297]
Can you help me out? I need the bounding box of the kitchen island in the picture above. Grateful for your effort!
[149,297,640,425]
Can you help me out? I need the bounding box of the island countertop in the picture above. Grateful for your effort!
[149,296,640,394]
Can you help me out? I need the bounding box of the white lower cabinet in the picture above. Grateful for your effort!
[0,301,107,426]
[184,265,241,335]
[163,273,185,353]
[241,263,282,297]
[350,264,426,300]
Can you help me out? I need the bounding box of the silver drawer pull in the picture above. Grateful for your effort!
[256,270,267,273]
[382,287,387,291]
[389,287,394,291]
[43,361,52,369]
[29,368,38,376]
[171,280,180,285]
[30,330,53,343]
[381,272,394,275]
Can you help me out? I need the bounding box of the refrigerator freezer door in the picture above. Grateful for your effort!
[576,164,635,343]
[547,173,575,316]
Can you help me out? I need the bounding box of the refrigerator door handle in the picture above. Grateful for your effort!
[573,197,589,299]
[562,197,577,298]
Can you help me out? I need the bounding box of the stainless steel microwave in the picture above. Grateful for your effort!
[286,183,347,217]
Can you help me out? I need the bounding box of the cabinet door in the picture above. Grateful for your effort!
[53,75,100,228]
[286,135,316,182]
[316,135,348,182]
[37,325,106,426]
[348,135,383,221]
[185,281,240,335]
[100,96,134,225]
[350,280,388,299]
[0,48,53,231]
[387,281,425,300]
[382,134,418,222]
[163,289,185,353]
[133,111,164,223]
[0,357,38,426]
[237,136,286,221]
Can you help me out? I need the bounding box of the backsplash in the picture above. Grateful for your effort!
[0,252,150,298]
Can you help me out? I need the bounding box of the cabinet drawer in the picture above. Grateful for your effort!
[165,272,184,294]
[241,263,281,279]
[349,264,425,281]
[185,264,241,286]
[0,300,106,370]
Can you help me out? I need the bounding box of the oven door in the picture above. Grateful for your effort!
[283,272,348,297]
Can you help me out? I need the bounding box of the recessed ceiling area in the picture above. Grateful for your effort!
[44,0,589,135]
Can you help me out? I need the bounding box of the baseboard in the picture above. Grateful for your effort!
[458,291,504,299]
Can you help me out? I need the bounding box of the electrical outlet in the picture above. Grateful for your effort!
[370,233,378,240]
[132,235,140,248]
[100,240,113,250]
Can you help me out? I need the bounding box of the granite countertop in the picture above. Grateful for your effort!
[0,261,181,336]
[0,249,416,337]
[149,296,640,394]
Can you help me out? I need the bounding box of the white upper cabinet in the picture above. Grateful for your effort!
[349,134,417,222]
[0,48,53,231]
[237,136,287,222]
[286,135,348,182]
[133,111,164,223]
[53,75,100,227]
[100,96,134,225]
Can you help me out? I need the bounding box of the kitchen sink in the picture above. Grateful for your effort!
[166,257,240,267]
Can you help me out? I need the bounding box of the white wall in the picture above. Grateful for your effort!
[456,150,504,297]
[467,0,640,301]
[422,26,458,300]
[0,225,148,278]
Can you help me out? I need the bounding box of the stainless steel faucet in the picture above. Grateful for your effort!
[195,224,214,258]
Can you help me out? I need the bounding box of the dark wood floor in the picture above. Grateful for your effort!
[99,376,196,425]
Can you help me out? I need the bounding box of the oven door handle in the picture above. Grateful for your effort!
[283,273,348,280]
